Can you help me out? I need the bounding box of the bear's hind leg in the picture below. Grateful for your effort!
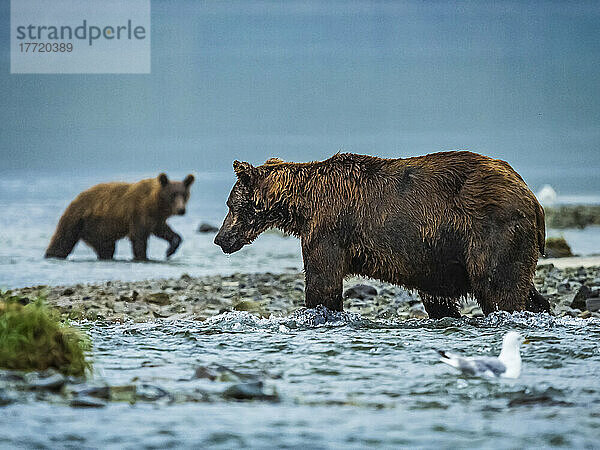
[466,227,537,315]
[471,282,530,315]
[45,217,82,259]
[526,285,551,313]
[420,293,462,319]
[96,242,116,260]
[468,261,531,315]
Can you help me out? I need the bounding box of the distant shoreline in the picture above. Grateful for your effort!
[543,205,600,229]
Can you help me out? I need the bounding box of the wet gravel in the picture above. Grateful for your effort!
[9,265,600,322]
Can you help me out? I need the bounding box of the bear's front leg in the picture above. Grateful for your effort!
[302,235,348,311]
[154,222,182,258]
[130,232,149,261]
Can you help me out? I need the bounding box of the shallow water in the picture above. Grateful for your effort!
[2,310,599,448]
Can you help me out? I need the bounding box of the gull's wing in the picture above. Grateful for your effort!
[438,351,507,377]
[472,357,507,377]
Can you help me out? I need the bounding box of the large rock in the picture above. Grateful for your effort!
[146,292,170,305]
[571,286,591,310]
[544,237,573,258]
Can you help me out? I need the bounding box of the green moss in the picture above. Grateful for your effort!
[0,293,91,376]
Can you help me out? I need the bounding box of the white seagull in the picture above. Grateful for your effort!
[438,331,528,379]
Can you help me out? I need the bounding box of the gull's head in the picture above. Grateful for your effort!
[502,331,525,351]
[498,331,526,378]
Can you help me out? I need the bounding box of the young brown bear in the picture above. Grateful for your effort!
[45,173,194,261]
[214,152,550,318]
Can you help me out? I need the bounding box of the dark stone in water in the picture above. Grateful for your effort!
[222,381,278,402]
[76,385,110,400]
[508,394,573,407]
[0,390,16,406]
[197,223,219,233]
[507,387,574,408]
[194,366,218,381]
[108,385,137,403]
[343,284,378,300]
[194,365,259,383]
[544,205,600,229]
[136,384,170,402]
[25,371,66,391]
[0,370,25,383]
[70,396,107,408]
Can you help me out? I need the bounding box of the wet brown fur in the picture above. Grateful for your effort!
[215,151,550,318]
[45,174,194,261]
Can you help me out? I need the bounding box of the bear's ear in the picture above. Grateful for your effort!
[233,160,256,184]
[158,173,169,187]
[183,174,195,188]
[264,157,283,165]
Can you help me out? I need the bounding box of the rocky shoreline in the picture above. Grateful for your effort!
[9,264,600,322]
[544,205,600,229]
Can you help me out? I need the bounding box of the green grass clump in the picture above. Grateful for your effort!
[0,293,91,376]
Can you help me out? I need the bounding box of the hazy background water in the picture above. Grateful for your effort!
[1,1,599,175]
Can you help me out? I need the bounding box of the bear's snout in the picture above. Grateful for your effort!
[214,231,244,254]
[177,207,186,215]
[214,233,224,247]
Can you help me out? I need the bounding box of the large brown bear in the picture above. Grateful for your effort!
[45,173,194,261]
[214,151,550,318]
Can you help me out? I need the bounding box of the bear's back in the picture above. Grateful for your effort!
[70,179,158,221]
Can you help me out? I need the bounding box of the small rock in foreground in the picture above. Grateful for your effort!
[222,381,279,402]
